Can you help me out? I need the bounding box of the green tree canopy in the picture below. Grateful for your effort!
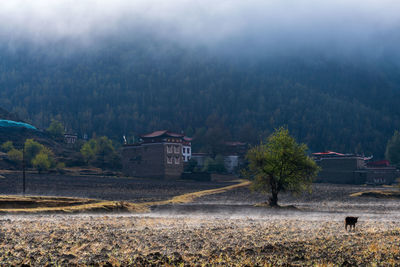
[46,120,64,138]
[1,141,14,152]
[7,148,23,163]
[81,139,97,163]
[245,127,320,206]
[32,151,52,173]
[201,155,226,174]
[385,130,400,167]
[24,139,56,172]
[80,136,120,169]
[24,139,44,164]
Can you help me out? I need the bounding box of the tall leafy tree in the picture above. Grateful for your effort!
[245,127,320,206]
[46,120,65,139]
[32,151,52,174]
[24,139,56,171]
[24,139,45,165]
[81,139,97,163]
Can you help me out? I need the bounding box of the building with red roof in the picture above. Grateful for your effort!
[313,151,399,185]
[122,130,191,179]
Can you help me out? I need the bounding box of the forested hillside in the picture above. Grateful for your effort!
[0,40,399,157]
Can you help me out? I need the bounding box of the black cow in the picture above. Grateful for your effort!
[345,216,358,231]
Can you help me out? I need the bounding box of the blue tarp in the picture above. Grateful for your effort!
[0,119,37,130]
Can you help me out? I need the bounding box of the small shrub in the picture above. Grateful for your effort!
[32,152,51,173]
[1,141,14,152]
[7,149,23,163]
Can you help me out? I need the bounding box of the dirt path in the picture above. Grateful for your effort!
[0,179,251,214]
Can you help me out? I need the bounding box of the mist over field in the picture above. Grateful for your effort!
[1,1,400,157]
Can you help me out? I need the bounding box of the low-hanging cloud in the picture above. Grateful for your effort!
[1,0,400,57]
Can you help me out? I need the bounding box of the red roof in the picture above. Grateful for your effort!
[367,160,390,167]
[140,130,184,138]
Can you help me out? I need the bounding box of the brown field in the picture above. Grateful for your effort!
[1,174,400,266]
[1,213,400,266]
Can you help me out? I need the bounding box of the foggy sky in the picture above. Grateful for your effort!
[1,0,400,57]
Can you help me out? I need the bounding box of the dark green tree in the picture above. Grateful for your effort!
[184,158,198,172]
[245,127,320,207]
[385,131,400,167]
[214,154,226,173]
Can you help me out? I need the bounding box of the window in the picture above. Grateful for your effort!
[174,156,180,164]
[167,156,172,164]
[174,145,180,154]
[188,148,191,153]
[183,147,186,153]
[167,145,172,153]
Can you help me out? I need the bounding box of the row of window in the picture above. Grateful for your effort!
[166,145,192,154]
[166,145,181,154]
[167,156,180,164]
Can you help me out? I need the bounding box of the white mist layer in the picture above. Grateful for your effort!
[0,0,399,55]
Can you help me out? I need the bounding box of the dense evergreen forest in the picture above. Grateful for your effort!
[0,39,399,158]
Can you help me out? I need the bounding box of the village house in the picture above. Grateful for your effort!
[313,151,399,184]
[365,160,399,185]
[64,133,78,144]
[122,130,191,179]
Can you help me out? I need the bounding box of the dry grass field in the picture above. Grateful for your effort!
[1,213,400,266]
[1,173,400,266]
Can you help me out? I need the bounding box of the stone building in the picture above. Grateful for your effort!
[122,130,186,179]
[313,151,399,184]
[64,133,78,144]
[365,160,399,185]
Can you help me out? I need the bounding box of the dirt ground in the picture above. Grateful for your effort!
[0,173,233,202]
[1,175,400,266]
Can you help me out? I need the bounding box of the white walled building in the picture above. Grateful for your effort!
[182,136,192,162]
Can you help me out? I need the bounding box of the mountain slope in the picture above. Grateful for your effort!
[0,43,399,157]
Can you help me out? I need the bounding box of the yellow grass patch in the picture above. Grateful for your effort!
[350,190,400,198]
[0,195,146,214]
[136,179,251,208]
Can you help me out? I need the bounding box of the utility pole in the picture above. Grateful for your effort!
[22,143,26,196]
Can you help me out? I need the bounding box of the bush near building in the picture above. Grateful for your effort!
[80,136,121,169]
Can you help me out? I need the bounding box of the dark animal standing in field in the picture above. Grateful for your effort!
[345,216,358,231]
